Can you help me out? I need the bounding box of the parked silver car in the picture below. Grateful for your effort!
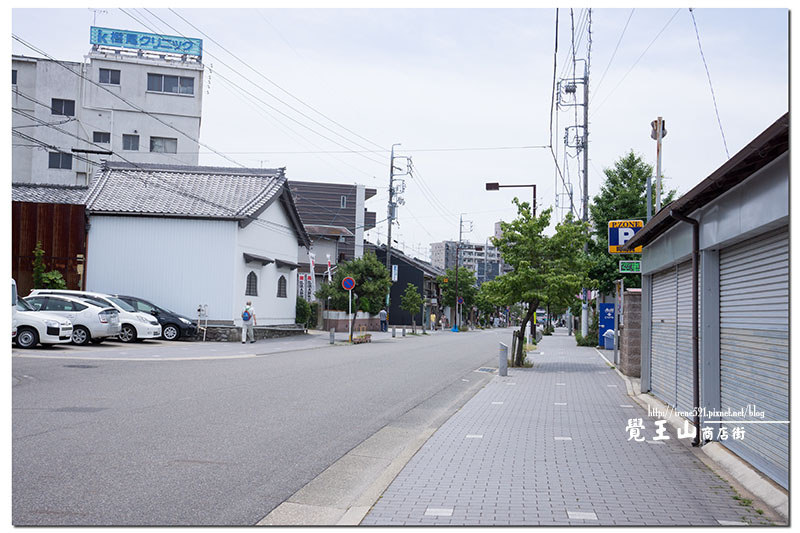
[24,294,121,345]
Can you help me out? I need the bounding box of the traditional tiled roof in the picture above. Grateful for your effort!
[85,162,310,247]
[305,224,354,237]
[11,183,89,205]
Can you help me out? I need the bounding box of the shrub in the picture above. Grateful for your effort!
[295,298,311,326]
[309,302,319,329]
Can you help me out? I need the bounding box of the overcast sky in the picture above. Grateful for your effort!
[11,7,789,262]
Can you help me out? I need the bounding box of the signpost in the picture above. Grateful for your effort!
[342,277,356,342]
[619,260,642,274]
[608,220,644,254]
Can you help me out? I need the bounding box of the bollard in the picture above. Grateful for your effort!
[392,326,396,338]
[329,328,335,345]
[511,333,517,365]
[402,327,406,337]
[499,343,508,376]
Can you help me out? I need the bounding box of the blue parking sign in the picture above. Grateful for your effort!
[608,220,643,254]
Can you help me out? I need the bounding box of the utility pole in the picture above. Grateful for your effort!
[580,45,590,339]
[454,215,462,331]
[385,143,409,308]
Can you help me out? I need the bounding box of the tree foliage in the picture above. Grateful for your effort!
[482,200,591,365]
[400,283,424,331]
[295,297,311,326]
[315,252,391,335]
[588,151,677,294]
[436,266,477,309]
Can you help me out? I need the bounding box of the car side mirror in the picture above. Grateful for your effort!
[151,309,159,316]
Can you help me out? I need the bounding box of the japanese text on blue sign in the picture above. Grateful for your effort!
[90,27,202,58]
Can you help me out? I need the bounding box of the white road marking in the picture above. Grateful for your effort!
[491,401,504,405]
[554,436,573,441]
[607,384,618,388]
[620,404,635,408]
[556,383,566,386]
[555,402,567,406]
[425,508,454,517]
[567,511,597,520]
[465,434,483,439]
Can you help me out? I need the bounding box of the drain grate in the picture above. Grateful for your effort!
[63,364,98,369]
[474,367,497,374]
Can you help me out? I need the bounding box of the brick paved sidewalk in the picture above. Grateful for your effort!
[362,329,772,526]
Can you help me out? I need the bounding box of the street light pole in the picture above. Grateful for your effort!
[485,182,537,216]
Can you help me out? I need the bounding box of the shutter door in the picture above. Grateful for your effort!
[676,260,698,413]
[650,267,677,406]
[719,227,789,489]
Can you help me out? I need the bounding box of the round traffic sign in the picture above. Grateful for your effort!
[342,277,356,291]
[457,297,464,305]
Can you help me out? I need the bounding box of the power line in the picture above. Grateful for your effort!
[591,9,635,104]
[689,8,730,159]
[12,33,247,168]
[166,8,386,152]
[591,9,681,116]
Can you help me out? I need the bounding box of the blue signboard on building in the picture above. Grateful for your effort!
[90,27,202,58]
[598,303,615,347]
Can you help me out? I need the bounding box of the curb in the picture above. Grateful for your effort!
[593,348,789,523]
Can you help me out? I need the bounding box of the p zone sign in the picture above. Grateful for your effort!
[608,220,644,254]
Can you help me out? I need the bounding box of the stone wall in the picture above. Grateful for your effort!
[187,325,305,342]
[619,289,641,377]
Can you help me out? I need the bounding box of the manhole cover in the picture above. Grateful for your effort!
[474,367,497,373]
[50,407,107,413]
[63,365,98,369]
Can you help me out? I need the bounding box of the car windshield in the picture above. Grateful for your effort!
[16,298,35,312]
[107,297,136,312]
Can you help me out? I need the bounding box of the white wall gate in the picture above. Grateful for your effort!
[719,227,789,489]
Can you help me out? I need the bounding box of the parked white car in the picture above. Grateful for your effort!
[12,297,73,349]
[28,290,161,343]
[24,294,121,346]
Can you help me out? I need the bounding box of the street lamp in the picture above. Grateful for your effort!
[485,182,537,216]
[649,117,667,221]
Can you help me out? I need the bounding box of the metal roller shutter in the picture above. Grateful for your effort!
[719,227,788,489]
[650,267,677,406]
[676,260,699,413]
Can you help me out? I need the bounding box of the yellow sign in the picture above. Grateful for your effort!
[608,219,644,254]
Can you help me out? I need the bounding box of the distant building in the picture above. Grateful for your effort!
[430,239,502,284]
[12,26,204,186]
[430,240,459,271]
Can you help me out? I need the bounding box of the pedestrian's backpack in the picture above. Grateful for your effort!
[242,309,251,321]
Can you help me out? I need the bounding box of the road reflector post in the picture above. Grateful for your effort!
[402,326,406,337]
[511,333,517,365]
[392,326,396,338]
[499,343,508,377]
[330,328,335,345]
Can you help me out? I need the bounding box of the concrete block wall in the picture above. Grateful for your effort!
[619,289,642,377]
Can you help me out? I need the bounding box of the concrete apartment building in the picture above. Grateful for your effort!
[430,239,502,284]
[12,26,203,186]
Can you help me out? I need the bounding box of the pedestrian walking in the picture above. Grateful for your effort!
[430,312,437,331]
[241,301,256,343]
[379,308,388,332]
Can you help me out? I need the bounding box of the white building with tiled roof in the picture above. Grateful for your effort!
[84,162,311,326]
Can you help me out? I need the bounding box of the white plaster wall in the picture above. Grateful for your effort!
[86,215,236,320]
[236,198,303,325]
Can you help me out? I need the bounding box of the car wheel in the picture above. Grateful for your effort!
[162,324,180,341]
[119,324,137,343]
[91,338,105,344]
[15,327,39,349]
[72,326,91,346]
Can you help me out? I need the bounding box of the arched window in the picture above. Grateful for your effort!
[245,271,258,296]
[277,275,287,298]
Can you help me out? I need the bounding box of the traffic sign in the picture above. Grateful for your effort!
[608,219,643,254]
[619,260,642,274]
[457,297,464,305]
[342,277,356,291]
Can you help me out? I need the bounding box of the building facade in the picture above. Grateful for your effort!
[625,114,789,490]
[430,240,502,284]
[12,31,203,186]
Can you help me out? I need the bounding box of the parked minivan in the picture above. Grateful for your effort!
[29,290,161,343]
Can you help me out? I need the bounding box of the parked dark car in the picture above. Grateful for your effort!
[114,295,197,341]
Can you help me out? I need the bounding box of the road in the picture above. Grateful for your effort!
[12,328,504,525]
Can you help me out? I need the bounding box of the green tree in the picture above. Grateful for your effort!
[589,151,677,294]
[31,241,67,289]
[295,297,311,327]
[482,200,592,366]
[399,283,423,333]
[475,286,496,325]
[436,266,477,326]
[315,252,391,340]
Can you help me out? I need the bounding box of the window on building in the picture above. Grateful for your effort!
[99,68,120,85]
[48,151,72,170]
[277,275,287,298]
[93,131,111,143]
[150,136,177,154]
[51,98,75,117]
[340,195,347,209]
[147,73,194,95]
[122,134,139,151]
[12,69,17,85]
[246,271,258,296]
